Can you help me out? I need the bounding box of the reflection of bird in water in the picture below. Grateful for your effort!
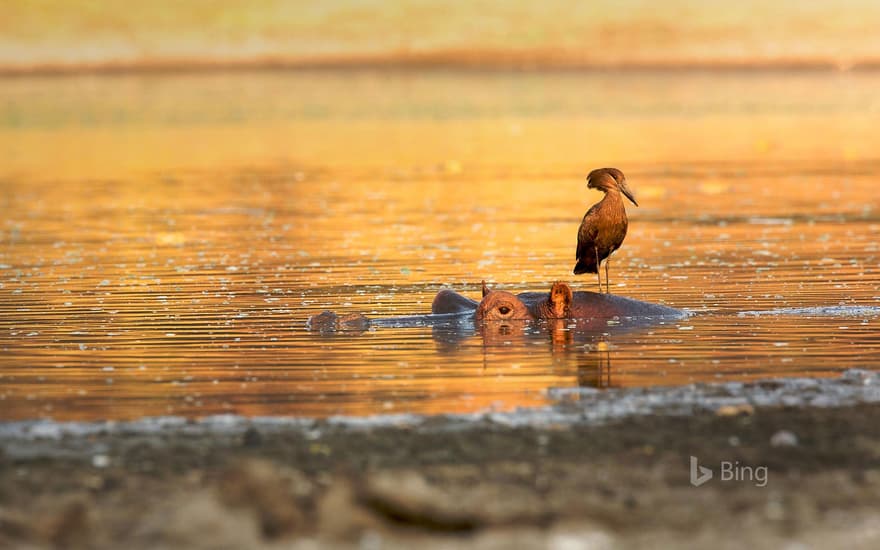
[574,167,638,293]
[577,340,612,389]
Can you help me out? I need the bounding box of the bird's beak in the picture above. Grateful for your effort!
[620,181,638,207]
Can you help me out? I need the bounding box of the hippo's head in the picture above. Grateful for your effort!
[475,281,535,321]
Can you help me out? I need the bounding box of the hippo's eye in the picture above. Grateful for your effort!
[498,306,511,315]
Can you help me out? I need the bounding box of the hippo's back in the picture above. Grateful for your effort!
[517,290,683,319]
[571,292,683,318]
[431,289,480,314]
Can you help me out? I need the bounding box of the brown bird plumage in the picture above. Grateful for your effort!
[573,167,638,293]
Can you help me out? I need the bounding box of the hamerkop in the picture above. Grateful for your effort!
[573,167,638,293]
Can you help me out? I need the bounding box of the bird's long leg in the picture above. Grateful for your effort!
[594,247,602,293]
[605,256,610,294]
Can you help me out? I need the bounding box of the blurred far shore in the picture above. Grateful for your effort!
[2,0,880,74]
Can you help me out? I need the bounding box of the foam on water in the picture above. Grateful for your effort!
[738,305,880,317]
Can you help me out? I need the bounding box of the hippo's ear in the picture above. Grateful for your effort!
[549,281,573,317]
[482,280,490,297]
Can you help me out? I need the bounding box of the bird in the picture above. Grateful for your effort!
[573,167,638,293]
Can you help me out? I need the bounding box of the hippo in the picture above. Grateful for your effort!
[307,281,684,332]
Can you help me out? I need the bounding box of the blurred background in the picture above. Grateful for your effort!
[3,0,880,179]
[3,0,880,71]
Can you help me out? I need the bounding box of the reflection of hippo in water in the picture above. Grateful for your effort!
[307,281,684,331]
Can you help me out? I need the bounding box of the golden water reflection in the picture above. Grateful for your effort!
[1,70,880,420]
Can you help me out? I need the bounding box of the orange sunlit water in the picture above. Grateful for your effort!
[1,69,880,421]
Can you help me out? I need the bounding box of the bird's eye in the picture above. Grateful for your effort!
[498,306,511,315]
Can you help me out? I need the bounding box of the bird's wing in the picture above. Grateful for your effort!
[575,207,601,260]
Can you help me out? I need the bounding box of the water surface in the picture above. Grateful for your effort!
[2,70,879,420]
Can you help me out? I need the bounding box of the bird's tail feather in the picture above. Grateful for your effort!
[573,260,598,275]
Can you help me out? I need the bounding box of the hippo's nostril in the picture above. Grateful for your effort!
[498,306,511,315]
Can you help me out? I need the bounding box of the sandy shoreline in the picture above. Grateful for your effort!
[2,370,880,548]
[3,369,880,445]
